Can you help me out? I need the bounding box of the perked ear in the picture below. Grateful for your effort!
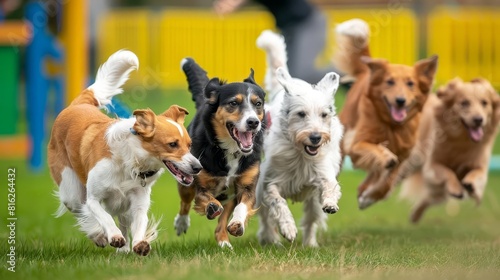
[244,68,257,85]
[161,105,189,125]
[436,77,461,106]
[133,109,156,138]
[414,55,438,94]
[204,77,220,105]
[276,67,292,92]
[316,72,340,95]
[361,56,388,85]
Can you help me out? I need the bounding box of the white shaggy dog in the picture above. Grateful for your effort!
[255,30,343,247]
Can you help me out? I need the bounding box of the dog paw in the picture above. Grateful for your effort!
[174,214,190,236]
[358,195,376,210]
[206,202,223,220]
[109,235,126,248]
[218,240,233,249]
[322,199,339,214]
[227,221,245,237]
[462,182,481,205]
[380,149,398,169]
[133,241,151,256]
[91,233,108,248]
[279,220,297,243]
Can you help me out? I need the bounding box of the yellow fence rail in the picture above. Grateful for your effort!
[428,7,500,88]
[96,7,500,89]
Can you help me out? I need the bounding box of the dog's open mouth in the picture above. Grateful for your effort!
[462,120,484,142]
[304,145,320,156]
[163,160,194,186]
[227,123,255,153]
[384,97,410,123]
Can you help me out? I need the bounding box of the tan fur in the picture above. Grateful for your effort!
[396,78,500,223]
[336,19,438,208]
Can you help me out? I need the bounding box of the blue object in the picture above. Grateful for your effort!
[24,2,63,171]
[106,98,131,118]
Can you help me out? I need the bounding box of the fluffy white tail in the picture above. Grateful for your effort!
[88,50,139,108]
[256,30,288,95]
[334,19,370,80]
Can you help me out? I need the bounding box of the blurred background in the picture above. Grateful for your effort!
[1,0,500,171]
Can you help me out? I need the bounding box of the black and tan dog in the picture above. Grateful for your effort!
[174,58,266,248]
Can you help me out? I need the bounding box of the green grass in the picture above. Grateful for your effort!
[1,159,500,279]
[2,87,500,279]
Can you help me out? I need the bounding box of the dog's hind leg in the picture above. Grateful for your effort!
[257,205,281,245]
[301,195,327,247]
[54,167,85,217]
[262,184,297,243]
[215,199,236,249]
[174,184,195,236]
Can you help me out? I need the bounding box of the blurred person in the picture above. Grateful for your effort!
[213,0,339,84]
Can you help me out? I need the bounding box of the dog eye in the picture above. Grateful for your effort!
[168,142,178,148]
[255,101,262,107]
[321,112,328,118]
[481,99,488,107]
[461,100,470,108]
[386,79,395,86]
[406,81,414,87]
[297,111,306,118]
[229,101,238,107]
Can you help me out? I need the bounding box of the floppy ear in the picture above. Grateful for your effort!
[161,105,189,125]
[276,67,292,92]
[316,72,340,95]
[133,109,156,138]
[243,68,257,85]
[414,55,438,94]
[361,56,388,85]
[204,77,221,105]
[436,77,461,106]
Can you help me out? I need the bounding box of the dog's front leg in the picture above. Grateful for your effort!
[129,190,153,256]
[227,165,258,239]
[263,183,297,243]
[350,141,398,171]
[423,162,463,198]
[85,198,125,248]
[462,167,488,205]
[174,184,195,236]
[194,188,224,220]
[319,177,341,214]
[215,199,236,249]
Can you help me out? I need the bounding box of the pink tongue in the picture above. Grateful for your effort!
[469,127,484,142]
[391,107,407,122]
[237,131,253,148]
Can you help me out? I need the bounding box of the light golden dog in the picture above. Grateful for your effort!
[396,77,500,223]
[335,19,438,209]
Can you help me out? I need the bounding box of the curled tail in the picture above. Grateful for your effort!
[334,19,370,81]
[83,49,139,108]
[181,57,210,110]
[256,30,288,96]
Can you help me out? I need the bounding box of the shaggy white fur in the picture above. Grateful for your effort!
[256,30,344,247]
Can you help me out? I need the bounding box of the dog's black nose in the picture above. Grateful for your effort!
[473,116,483,127]
[309,133,321,145]
[246,117,260,129]
[191,164,202,174]
[395,97,406,107]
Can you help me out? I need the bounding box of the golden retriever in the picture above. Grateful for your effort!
[335,19,438,209]
[396,77,500,223]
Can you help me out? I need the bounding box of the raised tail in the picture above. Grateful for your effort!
[181,57,210,110]
[334,19,371,81]
[85,49,139,108]
[256,30,288,95]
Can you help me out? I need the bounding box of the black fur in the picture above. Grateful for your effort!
[181,58,266,177]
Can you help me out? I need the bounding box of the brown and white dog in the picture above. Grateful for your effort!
[396,78,500,223]
[48,50,202,256]
[335,19,438,209]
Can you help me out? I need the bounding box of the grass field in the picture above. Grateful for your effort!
[2,87,500,279]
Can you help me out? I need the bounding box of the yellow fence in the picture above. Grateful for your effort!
[97,8,418,88]
[428,7,500,88]
[97,7,500,89]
